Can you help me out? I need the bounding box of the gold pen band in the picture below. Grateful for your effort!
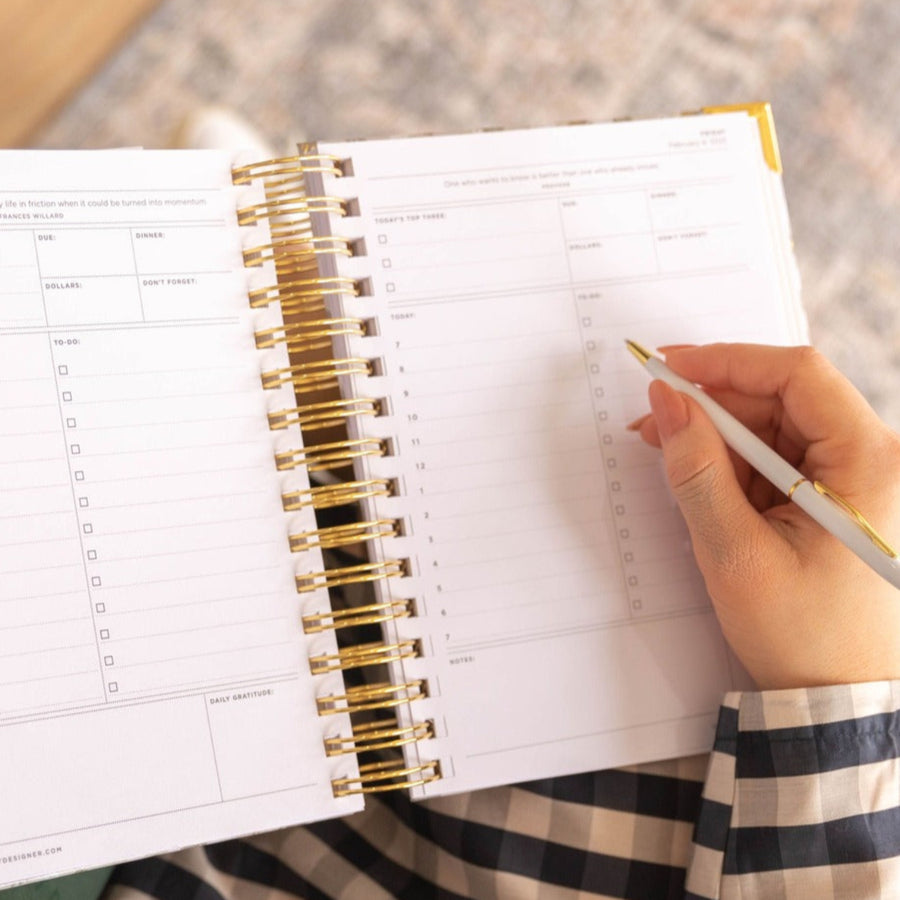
[787,478,898,558]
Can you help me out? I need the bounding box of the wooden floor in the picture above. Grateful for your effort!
[0,0,159,147]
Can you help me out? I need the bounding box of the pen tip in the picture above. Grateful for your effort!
[625,339,653,365]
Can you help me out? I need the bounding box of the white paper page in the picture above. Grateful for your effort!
[313,114,805,796]
[0,151,360,888]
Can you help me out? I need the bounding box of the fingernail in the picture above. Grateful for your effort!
[657,343,697,355]
[648,380,689,439]
[625,414,648,431]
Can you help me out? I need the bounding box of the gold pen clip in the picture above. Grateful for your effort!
[788,479,899,558]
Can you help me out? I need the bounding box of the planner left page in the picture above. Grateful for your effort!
[0,150,361,888]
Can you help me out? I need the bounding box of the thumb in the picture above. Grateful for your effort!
[648,379,770,581]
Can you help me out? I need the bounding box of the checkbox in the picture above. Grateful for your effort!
[66,418,76,428]
[378,234,387,244]
[83,523,93,534]
[91,576,101,587]
[79,497,89,507]
[58,365,68,375]
[74,471,84,481]
[108,681,118,693]
[100,629,109,639]
[70,444,80,455]
[95,602,105,613]
[104,655,114,666]
[385,282,396,293]
[62,391,72,401]
[382,258,392,268]
[87,550,97,560]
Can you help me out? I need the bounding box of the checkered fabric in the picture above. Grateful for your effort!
[103,681,900,900]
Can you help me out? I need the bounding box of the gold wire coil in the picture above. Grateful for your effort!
[237,195,346,226]
[269,219,319,241]
[262,179,311,201]
[296,559,406,594]
[255,318,366,349]
[249,277,358,309]
[261,357,373,392]
[248,252,320,280]
[324,718,435,757]
[302,598,413,633]
[317,680,426,716]
[309,639,420,674]
[247,217,315,243]
[232,154,345,184]
[283,479,394,511]
[268,396,380,432]
[271,259,322,280]
[250,289,338,314]
[260,256,328,281]
[275,438,386,473]
[331,759,441,797]
[289,518,398,552]
[243,236,352,268]
[254,293,331,317]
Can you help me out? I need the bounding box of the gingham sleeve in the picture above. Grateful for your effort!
[686,680,900,900]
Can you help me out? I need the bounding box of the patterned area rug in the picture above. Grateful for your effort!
[34,0,900,428]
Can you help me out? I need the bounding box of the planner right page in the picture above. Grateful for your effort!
[314,111,805,796]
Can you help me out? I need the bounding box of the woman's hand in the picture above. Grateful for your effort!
[630,344,900,689]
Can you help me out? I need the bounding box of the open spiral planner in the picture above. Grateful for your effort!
[0,105,806,886]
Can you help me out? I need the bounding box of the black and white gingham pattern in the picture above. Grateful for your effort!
[103,681,900,899]
[688,681,900,899]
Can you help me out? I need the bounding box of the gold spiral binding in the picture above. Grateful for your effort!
[269,219,319,241]
[261,179,313,201]
[237,195,346,226]
[324,718,434,756]
[302,599,413,633]
[262,357,373,392]
[255,318,367,350]
[275,437,386,473]
[238,153,439,793]
[309,639,420,674]
[289,518,398,552]
[268,396,380,432]
[232,154,345,184]
[244,236,353,269]
[249,276,358,310]
[245,215,316,243]
[257,293,331,318]
[296,559,407,594]
[283,479,393,511]
[317,680,427,716]
[332,760,441,797]
[249,255,325,284]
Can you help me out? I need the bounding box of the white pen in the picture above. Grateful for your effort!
[625,339,900,590]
